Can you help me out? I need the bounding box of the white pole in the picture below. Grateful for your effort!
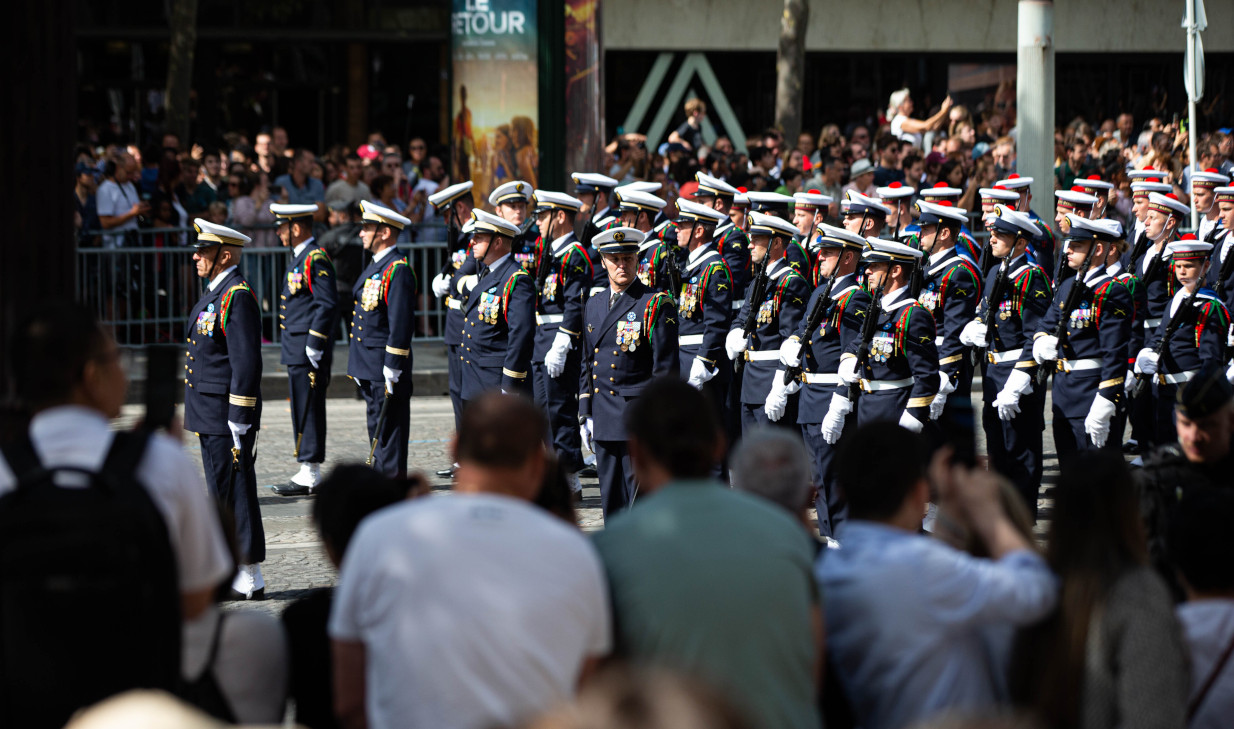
[1017,1,1054,229]
[1187,0,1200,230]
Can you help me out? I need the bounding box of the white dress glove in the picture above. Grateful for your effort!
[1004,368,1034,397]
[687,356,717,389]
[821,393,853,444]
[930,372,957,420]
[1032,335,1058,364]
[725,329,750,360]
[1227,361,1234,385]
[994,368,1034,422]
[1084,395,1117,448]
[545,331,572,379]
[959,320,988,347]
[382,365,401,394]
[898,410,924,433]
[579,418,595,451]
[227,421,250,450]
[764,377,789,422]
[306,346,323,369]
[779,338,803,368]
[1133,348,1159,375]
[837,356,860,384]
[431,272,451,297]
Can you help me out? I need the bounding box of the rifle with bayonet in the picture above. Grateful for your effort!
[1128,287,1201,400]
[783,268,840,385]
[973,259,1010,363]
[734,255,770,375]
[534,232,554,311]
[1035,242,1097,387]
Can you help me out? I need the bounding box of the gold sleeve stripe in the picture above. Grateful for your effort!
[939,354,964,365]
[228,394,258,407]
[907,396,934,408]
[840,353,856,361]
[385,345,411,356]
[1099,377,1125,388]
[309,329,329,339]
[502,368,528,379]
[1014,360,1037,369]
[558,327,580,336]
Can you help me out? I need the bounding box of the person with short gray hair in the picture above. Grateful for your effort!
[730,427,813,525]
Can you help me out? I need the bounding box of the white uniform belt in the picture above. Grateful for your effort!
[678,334,705,346]
[732,300,744,311]
[860,377,914,391]
[987,348,1022,364]
[803,372,842,385]
[1058,358,1102,372]
[744,350,781,361]
[934,335,945,346]
[1143,317,1162,329]
[446,297,461,310]
[1159,370,1197,385]
[536,313,564,325]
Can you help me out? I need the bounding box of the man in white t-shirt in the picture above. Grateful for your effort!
[0,304,233,618]
[330,393,611,729]
[96,153,147,249]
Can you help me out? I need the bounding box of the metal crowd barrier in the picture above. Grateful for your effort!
[78,224,452,347]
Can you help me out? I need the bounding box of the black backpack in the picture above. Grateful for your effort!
[0,429,182,729]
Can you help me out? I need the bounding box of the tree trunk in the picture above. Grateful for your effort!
[164,0,199,145]
[774,0,809,145]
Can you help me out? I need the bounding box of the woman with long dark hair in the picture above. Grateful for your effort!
[1011,451,1188,729]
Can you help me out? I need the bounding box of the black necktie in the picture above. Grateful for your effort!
[609,290,620,310]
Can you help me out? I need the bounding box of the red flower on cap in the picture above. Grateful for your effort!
[1180,233,1198,240]
[1147,177,1162,183]
[1086,174,1102,181]
[1007,174,1021,179]
[889,181,903,189]
[1070,186,1086,193]
[1205,168,1220,174]
[933,182,949,188]
[808,189,822,195]
[1166,193,1179,200]
[937,201,953,207]
[737,186,748,193]
[993,185,1008,190]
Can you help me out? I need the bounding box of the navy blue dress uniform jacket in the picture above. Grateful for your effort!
[794,274,869,424]
[736,260,810,405]
[676,243,733,370]
[459,254,537,397]
[279,242,338,366]
[533,233,593,357]
[917,248,983,395]
[1206,231,1234,311]
[635,236,679,295]
[1025,268,1133,417]
[1145,289,1230,378]
[442,236,477,349]
[715,222,751,304]
[184,268,263,433]
[1132,243,1176,344]
[841,287,940,425]
[976,255,1053,383]
[347,248,416,381]
[578,280,679,441]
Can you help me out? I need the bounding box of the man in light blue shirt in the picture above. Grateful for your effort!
[817,422,1058,729]
[274,149,326,211]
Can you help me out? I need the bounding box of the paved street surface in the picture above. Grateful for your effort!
[119,375,1076,617]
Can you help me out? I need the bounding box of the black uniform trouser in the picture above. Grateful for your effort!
[1052,401,1122,466]
[447,343,465,432]
[981,387,1045,519]
[532,359,583,473]
[200,430,265,564]
[724,363,745,450]
[1154,381,1182,446]
[358,377,412,478]
[1128,384,1156,448]
[801,420,852,538]
[595,439,637,520]
[287,363,329,464]
[740,398,799,435]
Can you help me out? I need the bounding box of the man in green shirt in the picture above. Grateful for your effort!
[592,378,823,729]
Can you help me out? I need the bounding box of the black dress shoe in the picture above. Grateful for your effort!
[271,482,311,496]
[435,465,457,478]
[578,465,597,478]
[223,587,266,602]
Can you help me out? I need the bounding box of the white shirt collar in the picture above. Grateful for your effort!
[550,233,574,255]
[688,242,716,264]
[1106,261,1122,276]
[881,284,910,308]
[372,245,398,264]
[1082,266,1106,284]
[483,252,512,272]
[1169,286,1195,318]
[716,221,733,236]
[292,236,315,258]
[207,265,238,292]
[765,257,784,276]
[927,247,953,267]
[27,405,114,472]
[592,206,610,221]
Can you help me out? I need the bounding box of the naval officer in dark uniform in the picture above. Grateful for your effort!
[458,209,537,404]
[269,203,338,496]
[184,219,266,599]
[578,226,679,519]
[348,200,416,478]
